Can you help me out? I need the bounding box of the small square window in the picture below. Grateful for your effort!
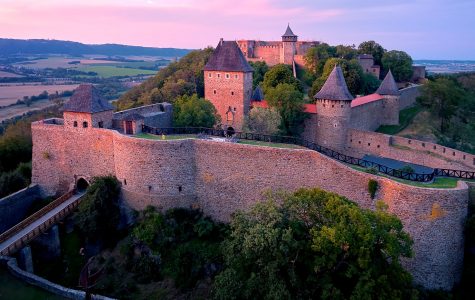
[83,121,88,128]
[98,121,104,128]
[217,73,221,78]
[233,107,236,111]
[73,121,78,127]
[213,90,217,95]
[234,74,238,79]
[225,73,230,79]
[231,91,234,95]
[368,143,371,146]
[208,73,212,78]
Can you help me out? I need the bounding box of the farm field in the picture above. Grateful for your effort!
[0,84,78,106]
[0,71,23,78]
[13,57,118,69]
[75,65,157,77]
[0,98,61,122]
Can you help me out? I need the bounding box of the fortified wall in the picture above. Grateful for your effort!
[31,120,468,290]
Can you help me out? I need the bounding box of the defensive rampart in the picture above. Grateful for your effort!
[31,123,469,290]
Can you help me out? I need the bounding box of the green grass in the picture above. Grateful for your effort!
[239,140,305,149]
[76,65,157,78]
[135,133,197,140]
[376,105,423,135]
[348,165,460,188]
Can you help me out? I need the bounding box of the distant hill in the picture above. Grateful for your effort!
[0,38,192,57]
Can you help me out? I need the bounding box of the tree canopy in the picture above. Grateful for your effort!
[213,188,415,300]
[358,41,386,66]
[243,107,281,136]
[117,48,214,110]
[173,94,219,128]
[262,64,304,96]
[249,61,269,88]
[265,83,307,136]
[382,50,413,82]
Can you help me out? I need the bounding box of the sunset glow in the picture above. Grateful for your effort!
[0,0,474,59]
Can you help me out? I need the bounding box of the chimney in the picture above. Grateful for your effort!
[220,38,224,46]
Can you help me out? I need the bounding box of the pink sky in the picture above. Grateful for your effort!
[1,0,474,59]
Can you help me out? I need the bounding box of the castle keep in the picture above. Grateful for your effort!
[31,37,475,291]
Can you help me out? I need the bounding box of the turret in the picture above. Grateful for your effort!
[203,39,253,132]
[314,66,354,150]
[281,24,297,65]
[62,84,114,130]
[377,70,400,126]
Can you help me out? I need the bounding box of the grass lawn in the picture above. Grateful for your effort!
[76,65,157,77]
[348,165,460,188]
[239,140,305,149]
[376,105,423,135]
[135,133,197,140]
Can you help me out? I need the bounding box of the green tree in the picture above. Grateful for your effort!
[265,83,307,136]
[382,50,413,82]
[173,94,219,127]
[360,73,381,95]
[335,44,357,60]
[304,43,337,78]
[75,176,122,246]
[213,188,415,300]
[262,64,304,96]
[243,107,281,135]
[249,61,269,88]
[310,58,364,98]
[358,41,386,66]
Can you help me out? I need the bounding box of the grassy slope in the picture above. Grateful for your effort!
[376,105,423,135]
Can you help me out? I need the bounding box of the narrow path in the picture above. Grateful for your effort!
[0,192,85,254]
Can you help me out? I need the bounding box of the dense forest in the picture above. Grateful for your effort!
[0,38,191,57]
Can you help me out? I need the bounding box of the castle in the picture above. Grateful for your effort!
[237,24,319,68]
[30,37,475,291]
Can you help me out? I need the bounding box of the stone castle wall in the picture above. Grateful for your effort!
[399,85,421,110]
[350,100,385,131]
[112,103,173,131]
[31,124,469,289]
[346,128,475,170]
[0,185,41,234]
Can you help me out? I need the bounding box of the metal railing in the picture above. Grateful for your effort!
[0,190,84,256]
[140,126,474,183]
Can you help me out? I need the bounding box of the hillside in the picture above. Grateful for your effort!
[0,38,192,57]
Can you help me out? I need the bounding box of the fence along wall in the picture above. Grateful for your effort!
[346,129,475,171]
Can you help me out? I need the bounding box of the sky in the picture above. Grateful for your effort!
[0,0,474,60]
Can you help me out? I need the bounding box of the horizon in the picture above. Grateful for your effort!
[0,0,474,60]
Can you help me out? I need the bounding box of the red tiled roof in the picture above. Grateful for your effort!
[251,100,317,114]
[351,93,383,107]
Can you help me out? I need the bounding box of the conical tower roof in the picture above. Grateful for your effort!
[376,70,400,95]
[282,24,297,37]
[204,39,253,72]
[63,84,114,113]
[314,66,353,101]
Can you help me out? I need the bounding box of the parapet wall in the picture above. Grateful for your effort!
[350,99,385,131]
[399,85,421,110]
[347,128,475,171]
[31,125,469,290]
[0,185,40,234]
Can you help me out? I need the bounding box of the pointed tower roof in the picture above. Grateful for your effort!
[204,39,253,72]
[63,84,114,113]
[376,70,400,96]
[251,86,264,101]
[282,23,297,37]
[315,66,354,101]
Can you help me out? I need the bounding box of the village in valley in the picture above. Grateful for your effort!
[1,1,475,299]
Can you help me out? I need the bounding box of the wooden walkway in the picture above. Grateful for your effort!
[0,190,86,256]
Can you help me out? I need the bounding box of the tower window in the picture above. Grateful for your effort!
[225,73,230,79]
[208,73,212,78]
[213,89,217,95]
[217,73,221,78]
[233,107,236,111]
[82,121,88,128]
[73,121,78,127]
[231,91,234,95]
[98,121,104,128]
[234,74,238,79]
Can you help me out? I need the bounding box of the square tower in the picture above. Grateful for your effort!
[204,39,253,131]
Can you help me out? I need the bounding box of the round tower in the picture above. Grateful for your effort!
[281,24,297,65]
[377,70,401,126]
[314,66,354,150]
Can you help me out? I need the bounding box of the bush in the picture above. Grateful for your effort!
[74,176,122,246]
[399,165,415,174]
[368,179,379,199]
[365,166,379,174]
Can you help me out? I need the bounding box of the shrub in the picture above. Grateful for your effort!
[399,165,415,174]
[365,166,379,174]
[368,179,378,199]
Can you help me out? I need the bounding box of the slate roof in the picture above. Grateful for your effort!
[121,113,144,121]
[315,66,354,101]
[282,24,297,37]
[376,70,400,96]
[251,86,264,101]
[204,39,253,72]
[63,84,114,113]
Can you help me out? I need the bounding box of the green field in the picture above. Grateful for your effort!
[76,65,157,78]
